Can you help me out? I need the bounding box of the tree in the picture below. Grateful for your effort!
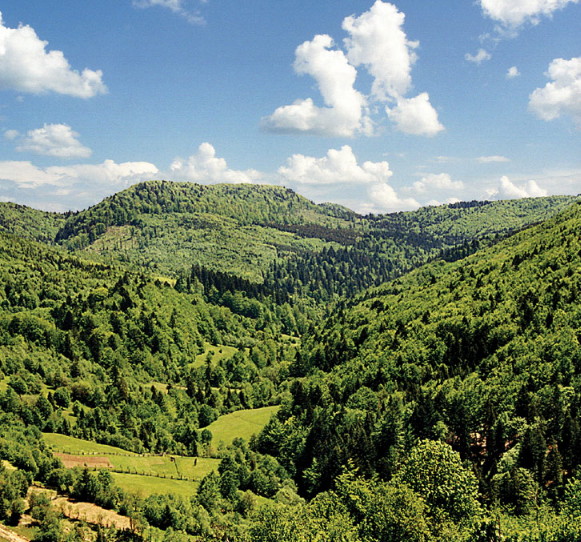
[395,439,481,523]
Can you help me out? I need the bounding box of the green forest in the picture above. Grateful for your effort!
[0,181,580,541]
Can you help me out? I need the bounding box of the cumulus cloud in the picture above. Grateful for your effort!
[411,173,464,193]
[0,158,158,210]
[529,57,581,127]
[387,93,445,136]
[264,1,443,138]
[133,0,205,25]
[262,35,370,137]
[507,66,521,78]
[366,182,420,213]
[343,1,417,100]
[0,12,106,98]
[278,145,393,185]
[465,49,492,64]
[477,155,511,163]
[0,161,64,188]
[490,175,549,198]
[277,145,418,213]
[169,142,262,184]
[0,159,157,189]
[479,0,579,29]
[11,124,92,158]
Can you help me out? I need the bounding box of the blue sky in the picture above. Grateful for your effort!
[0,0,579,213]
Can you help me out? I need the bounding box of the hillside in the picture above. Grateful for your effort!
[1,186,581,540]
[253,199,581,536]
[0,181,576,302]
[0,230,296,454]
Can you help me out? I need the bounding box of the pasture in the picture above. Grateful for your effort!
[206,405,279,447]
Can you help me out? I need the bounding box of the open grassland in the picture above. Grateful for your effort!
[207,405,279,447]
[111,472,199,499]
[44,432,221,497]
[43,433,139,456]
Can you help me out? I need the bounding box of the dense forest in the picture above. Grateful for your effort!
[0,182,580,541]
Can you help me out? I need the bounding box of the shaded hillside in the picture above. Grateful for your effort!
[257,200,581,507]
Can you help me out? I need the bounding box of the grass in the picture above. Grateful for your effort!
[44,431,221,496]
[206,405,280,447]
[192,343,239,369]
[108,455,220,481]
[111,472,199,499]
[43,403,278,498]
[43,433,139,456]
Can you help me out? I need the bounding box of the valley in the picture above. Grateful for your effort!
[0,182,580,540]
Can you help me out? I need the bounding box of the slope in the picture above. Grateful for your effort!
[42,180,580,301]
[257,199,581,506]
[0,230,294,456]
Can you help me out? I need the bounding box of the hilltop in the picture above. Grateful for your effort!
[0,181,576,301]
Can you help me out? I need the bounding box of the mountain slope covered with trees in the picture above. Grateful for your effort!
[0,183,580,540]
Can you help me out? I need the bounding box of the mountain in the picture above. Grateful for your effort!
[0,181,576,302]
[1,183,581,540]
[0,230,297,453]
[256,199,581,510]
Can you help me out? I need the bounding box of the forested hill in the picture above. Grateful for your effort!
[0,202,65,244]
[0,180,576,301]
[256,199,581,532]
[0,230,297,453]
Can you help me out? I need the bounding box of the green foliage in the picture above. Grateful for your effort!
[396,439,481,523]
[1,184,581,539]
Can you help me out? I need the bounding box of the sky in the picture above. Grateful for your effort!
[0,0,579,214]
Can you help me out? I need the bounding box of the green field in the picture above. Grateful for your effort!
[43,404,278,496]
[107,455,220,481]
[44,433,220,478]
[206,405,280,447]
[43,433,139,456]
[110,472,200,499]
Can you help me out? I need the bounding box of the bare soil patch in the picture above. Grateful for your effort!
[54,453,113,469]
[0,524,30,542]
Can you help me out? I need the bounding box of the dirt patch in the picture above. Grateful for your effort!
[53,498,131,530]
[54,453,113,470]
[0,524,30,542]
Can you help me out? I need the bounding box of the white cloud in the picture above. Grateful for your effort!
[366,182,420,213]
[343,0,417,100]
[490,175,549,198]
[477,155,511,163]
[277,145,419,214]
[278,145,393,185]
[13,124,92,158]
[529,57,581,127]
[411,173,464,193]
[387,93,445,136]
[264,1,443,138]
[169,142,262,184]
[0,161,64,188]
[0,12,106,98]
[133,0,205,24]
[507,66,521,78]
[0,159,157,192]
[465,49,492,64]
[262,34,369,137]
[479,0,579,29]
